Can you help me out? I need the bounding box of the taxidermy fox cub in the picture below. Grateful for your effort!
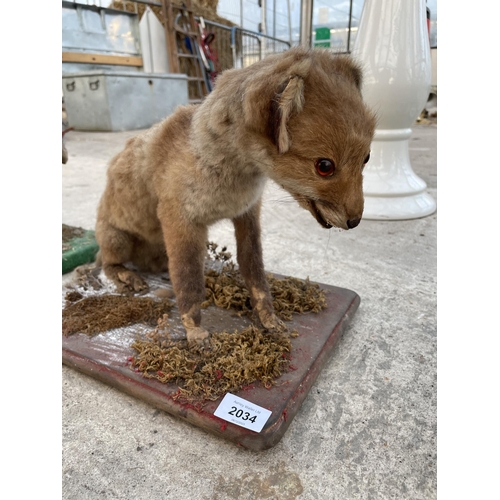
[95,46,376,342]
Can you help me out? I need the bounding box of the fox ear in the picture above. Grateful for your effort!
[270,76,305,153]
[342,60,363,91]
[332,56,363,91]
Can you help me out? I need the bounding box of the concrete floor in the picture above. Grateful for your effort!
[62,122,437,499]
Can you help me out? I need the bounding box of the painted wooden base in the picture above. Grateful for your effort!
[62,274,360,451]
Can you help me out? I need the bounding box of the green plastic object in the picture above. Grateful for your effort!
[62,230,99,274]
[314,27,331,48]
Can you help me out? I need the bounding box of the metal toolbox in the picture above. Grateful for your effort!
[62,71,189,131]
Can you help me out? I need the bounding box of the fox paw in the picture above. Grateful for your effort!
[258,310,286,332]
[186,326,210,344]
[116,270,149,293]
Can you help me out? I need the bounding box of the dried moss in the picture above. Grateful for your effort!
[203,264,326,320]
[62,295,173,337]
[203,242,326,320]
[130,316,292,402]
[65,290,83,303]
[62,224,86,252]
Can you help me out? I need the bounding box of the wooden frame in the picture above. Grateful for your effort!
[62,52,143,67]
[161,0,181,73]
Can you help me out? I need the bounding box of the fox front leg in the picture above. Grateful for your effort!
[233,200,284,331]
[160,209,209,343]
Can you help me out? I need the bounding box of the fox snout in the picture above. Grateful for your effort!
[347,217,361,229]
[344,193,365,230]
[298,194,364,231]
[337,200,364,230]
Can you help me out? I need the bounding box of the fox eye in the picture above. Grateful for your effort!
[315,158,335,177]
[364,153,371,164]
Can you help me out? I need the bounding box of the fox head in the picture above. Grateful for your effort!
[243,48,376,230]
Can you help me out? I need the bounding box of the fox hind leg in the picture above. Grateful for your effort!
[95,220,148,293]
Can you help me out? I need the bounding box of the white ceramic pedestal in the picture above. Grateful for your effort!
[352,0,436,220]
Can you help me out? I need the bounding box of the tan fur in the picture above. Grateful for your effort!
[95,47,376,342]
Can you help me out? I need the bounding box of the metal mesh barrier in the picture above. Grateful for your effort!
[64,2,291,83]
[201,20,290,71]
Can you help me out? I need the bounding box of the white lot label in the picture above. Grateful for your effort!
[214,393,272,433]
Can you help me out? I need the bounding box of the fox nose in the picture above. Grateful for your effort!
[347,218,361,229]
